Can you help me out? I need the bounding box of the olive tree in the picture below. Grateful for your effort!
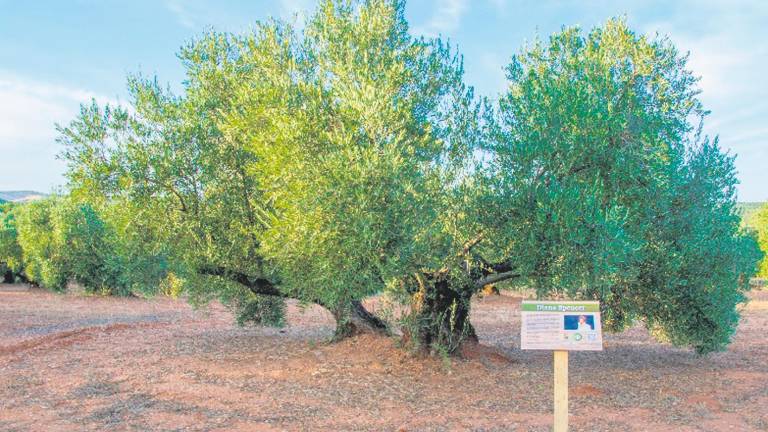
[13,196,131,294]
[0,203,23,283]
[475,19,761,353]
[349,18,760,355]
[222,0,480,340]
[756,203,768,278]
[58,45,282,318]
[59,0,478,337]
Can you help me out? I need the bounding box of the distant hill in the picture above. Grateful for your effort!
[737,202,765,230]
[0,191,47,203]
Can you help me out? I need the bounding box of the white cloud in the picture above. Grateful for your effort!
[164,0,198,29]
[163,0,266,31]
[645,24,762,101]
[0,72,117,191]
[413,0,469,37]
[641,15,768,199]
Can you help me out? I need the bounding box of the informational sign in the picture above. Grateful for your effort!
[520,300,603,351]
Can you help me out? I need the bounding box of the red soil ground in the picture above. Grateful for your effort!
[1,284,767,431]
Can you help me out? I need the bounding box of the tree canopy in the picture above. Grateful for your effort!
[482,19,762,352]
[756,203,768,278]
[52,1,761,354]
[14,197,116,294]
[0,202,22,283]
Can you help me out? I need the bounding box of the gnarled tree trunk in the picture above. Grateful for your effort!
[332,300,390,341]
[404,261,520,356]
[406,276,477,355]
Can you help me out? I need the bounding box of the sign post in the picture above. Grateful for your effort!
[520,301,603,432]
[553,350,568,432]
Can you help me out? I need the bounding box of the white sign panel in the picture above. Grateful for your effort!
[520,301,603,351]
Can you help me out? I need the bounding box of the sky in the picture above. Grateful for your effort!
[1,0,766,201]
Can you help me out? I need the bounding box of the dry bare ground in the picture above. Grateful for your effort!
[1,284,767,431]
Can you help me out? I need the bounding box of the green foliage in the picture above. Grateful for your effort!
[98,200,172,295]
[13,196,160,295]
[756,203,768,278]
[0,203,23,280]
[243,0,478,310]
[489,18,761,353]
[57,0,477,325]
[235,296,287,327]
[57,31,279,310]
[737,202,764,230]
[181,274,287,327]
[15,198,68,290]
[55,5,760,354]
[16,197,101,292]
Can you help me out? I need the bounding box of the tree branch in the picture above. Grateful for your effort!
[462,232,485,255]
[474,270,522,289]
[198,265,390,336]
[488,260,516,274]
[350,300,390,332]
[197,265,283,297]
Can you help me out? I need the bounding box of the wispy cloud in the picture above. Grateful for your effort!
[641,1,768,200]
[0,72,117,191]
[645,23,763,101]
[279,0,313,17]
[163,0,266,31]
[0,72,117,145]
[164,0,198,29]
[413,0,469,37]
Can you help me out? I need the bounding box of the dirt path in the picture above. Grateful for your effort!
[0,321,171,357]
[0,286,766,431]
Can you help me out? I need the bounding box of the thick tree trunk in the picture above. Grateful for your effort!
[407,277,477,355]
[2,269,14,284]
[332,300,390,341]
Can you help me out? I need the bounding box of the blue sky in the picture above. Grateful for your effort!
[1,0,766,201]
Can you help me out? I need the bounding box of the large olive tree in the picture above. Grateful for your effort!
[473,19,761,354]
[58,0,479,337]
[223,0,481,339]
[358,18,761,355]
[357,18,762,355]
